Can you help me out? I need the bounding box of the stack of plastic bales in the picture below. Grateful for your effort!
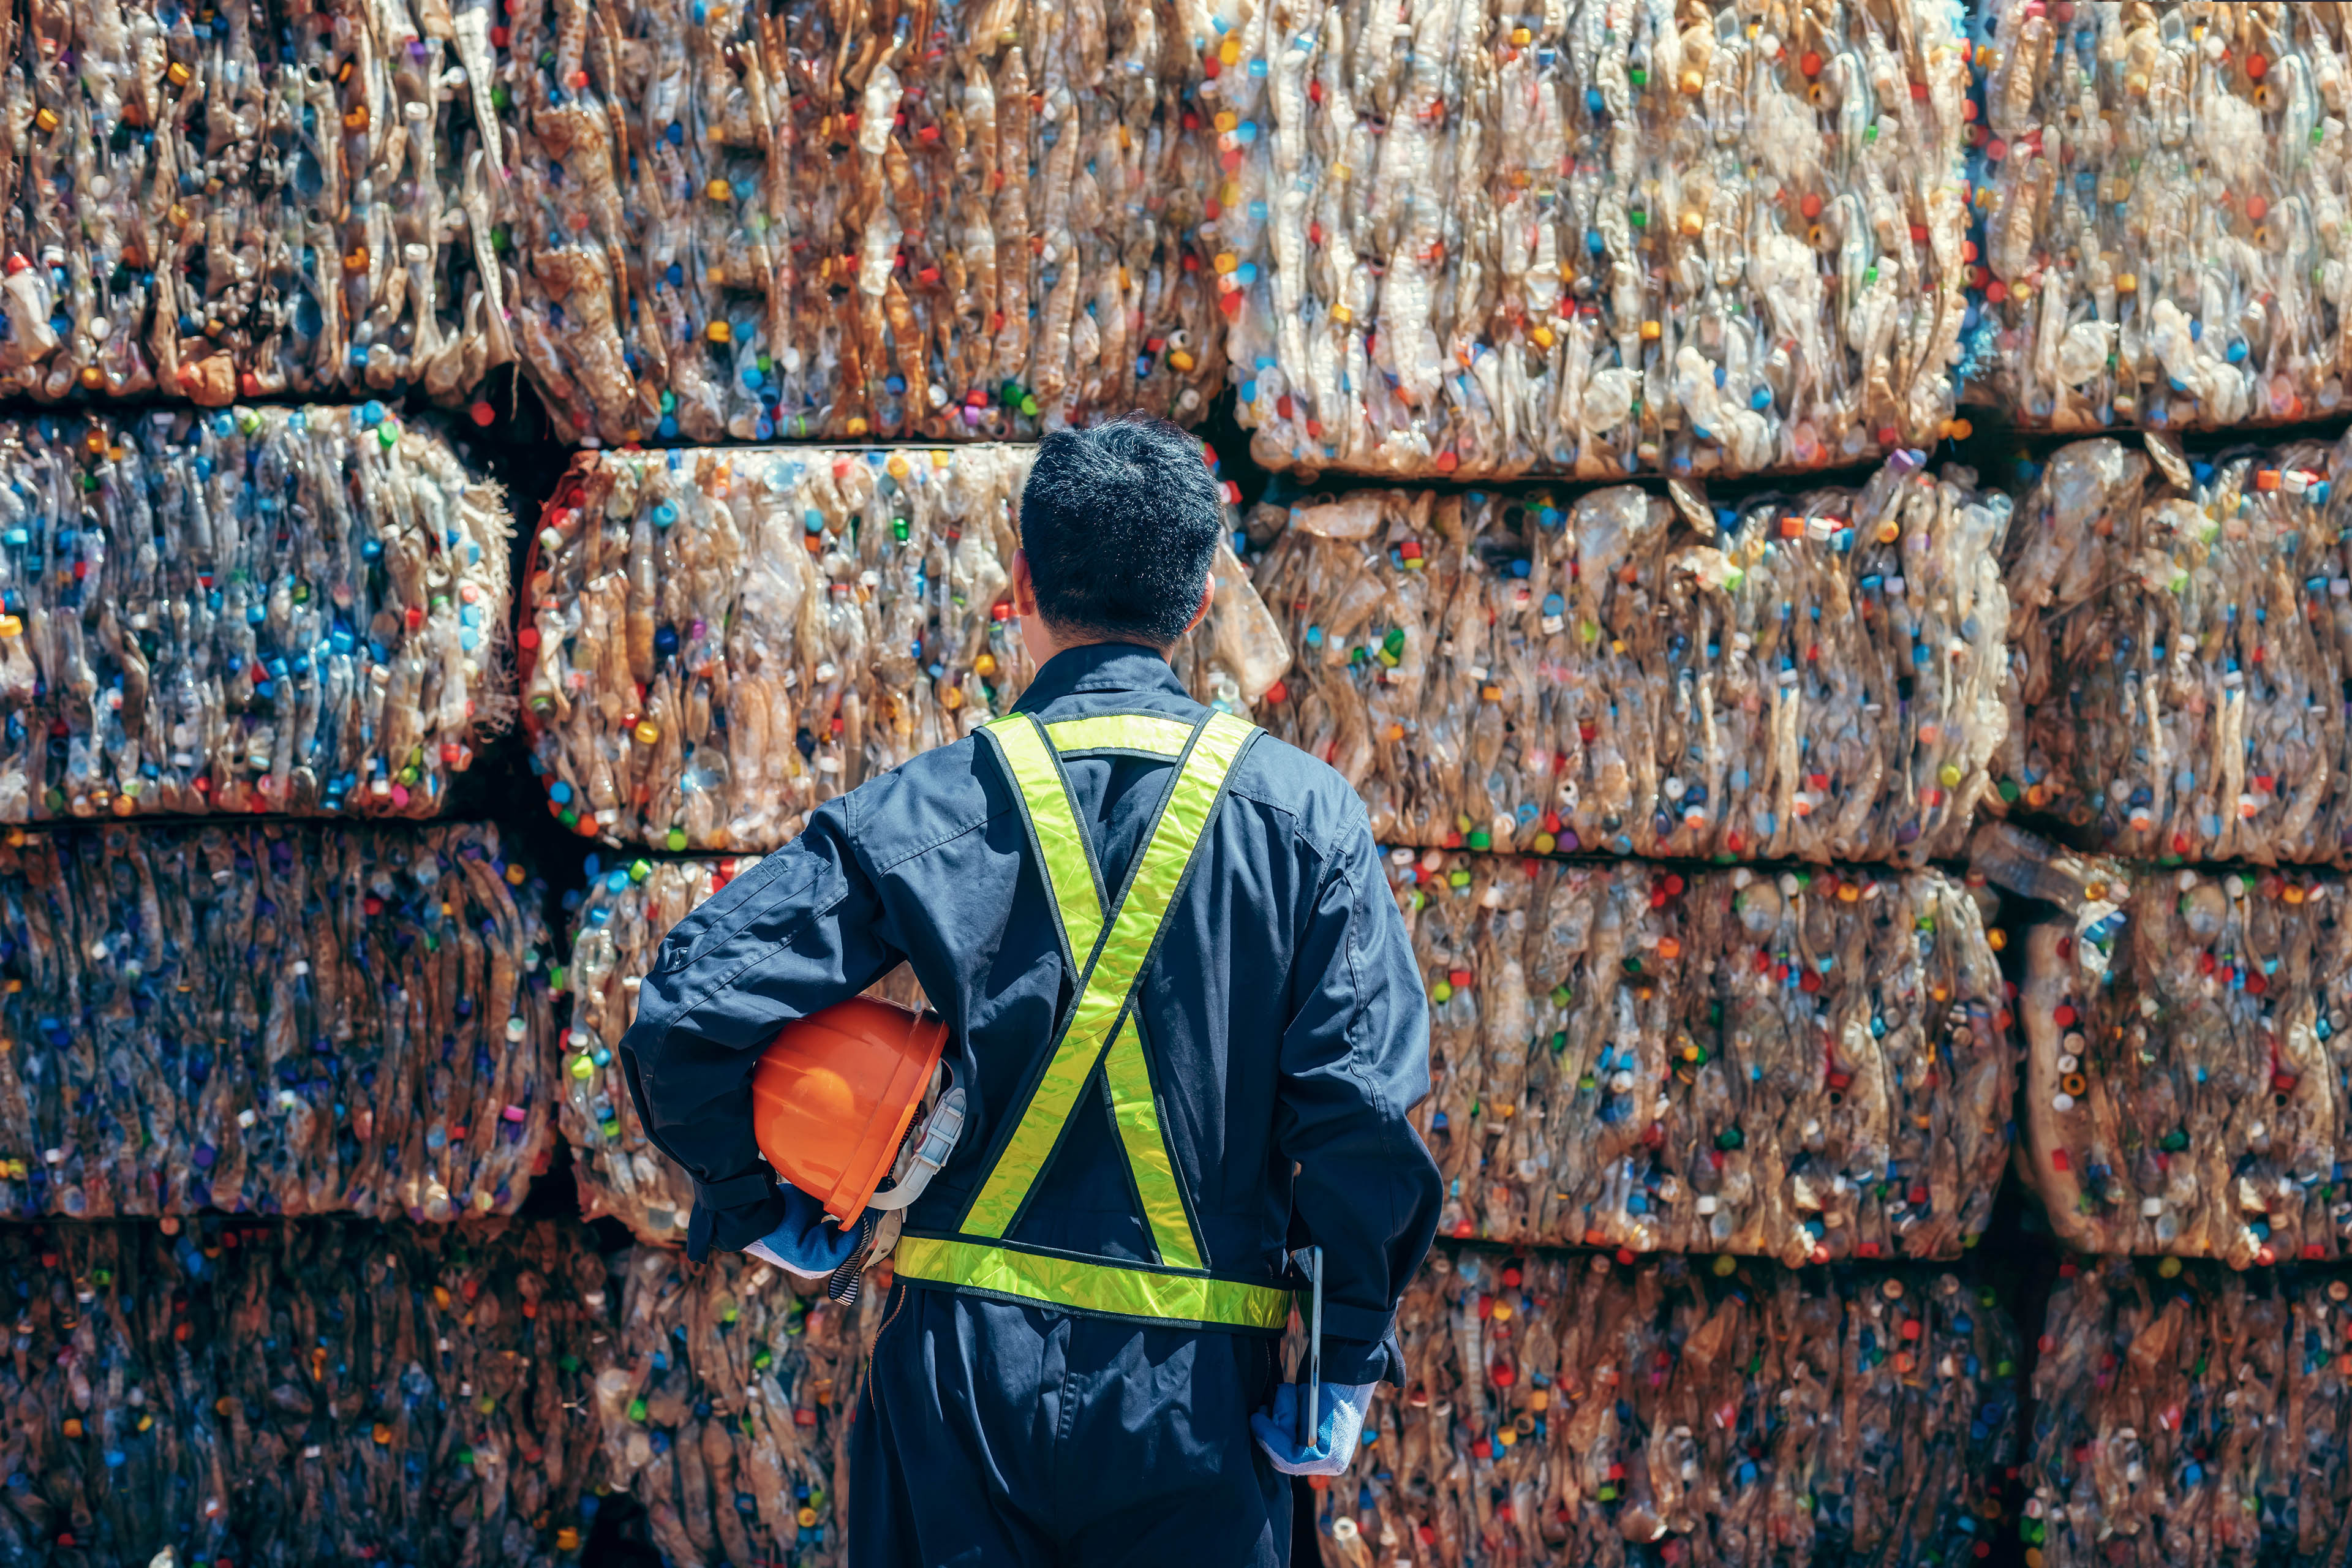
[1971,2,2352,435]
[1276,458,2023,1565]
[0,95,570,1531]
[2001,435,2352,863]
[1985,812,2352,1273]
[509,12,1283,1558]
[1388,851,2013,1267]
[2029,1256,2352,1568]
[0,821,557,1223]
[0,0,513,405]
[1989,335,2352,1563]
[0,407,512,823]
[1249,461,2013,861]
[1208,0,1977,481]
[1993,431,2352,1274]
[497,0,1228,445]
[1306,1246,2021,1568]
[0,1219,608,1566]
[585,1245,882,1568]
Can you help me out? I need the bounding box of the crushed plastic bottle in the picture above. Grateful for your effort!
[1977,2,2352,434]
[2002,433,2352,865]
[0,0,513,405]
[0,822,558,1221]
[594,1243,880,1567]
[1395,851,2011,1264]
[499,0,1224,445]
[0,1218,605,1568]
[1210,0,1975,480]
[522,445,1284,851]
[564,857,924,1243]
[2030,1256,2352,1568]
[0,406,514,824]
[1980,823,2352,1267]
[1305,1244,2020,1568]
[1251,459,2011,863]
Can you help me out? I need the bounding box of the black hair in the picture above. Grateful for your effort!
[1018,415,1223,647]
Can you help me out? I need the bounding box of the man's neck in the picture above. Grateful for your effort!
[1039,636,1167,662]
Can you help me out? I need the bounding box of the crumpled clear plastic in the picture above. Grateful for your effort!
[591,1244,881,1567]
[0,821,559,1221]
[2030,1256,2352,1568]
[1251,456,2011,863]
[1304,1245,2020,1568]
[497,0,1225,446]
[0,1218,606,1568]
[1206,0,1974,481]
[2001,432,2352,865]
[0,0,515,405]
[522,445,1286,851]
[1392,851,2012,1265]
[562,855,925,1244]
[1976,2,2352,434]
[1978,822,2352,1267]
[0,405,514,824]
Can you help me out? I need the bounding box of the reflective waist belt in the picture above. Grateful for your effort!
[892,709,1294,1335]
[892,1235,1295,1333]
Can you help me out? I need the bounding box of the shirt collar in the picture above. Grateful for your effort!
[1013,643,1188,712]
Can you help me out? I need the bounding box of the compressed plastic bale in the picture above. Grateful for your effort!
[0,820,560,1221]
[1978,823,2352,1267]
[2029,1256,2352,1568]
[0,0,514,405]
[521,445,1288,851]
[562,855,926,1245]
[0,1218,606,1568]
[1251,457,2011,864]
[2001,434,2352,865]
[1392,852,2013,1265]
[1974,3,2352,435]
[1207,0,1975,482]
[1303,1244,2020,1568]
[592,1245,883,1568]
[497,0,1225,448]
[0,405,515,824]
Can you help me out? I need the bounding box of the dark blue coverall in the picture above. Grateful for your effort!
[621,643,1442,1566]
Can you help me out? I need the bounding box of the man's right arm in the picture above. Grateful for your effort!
[620,801,903,1259]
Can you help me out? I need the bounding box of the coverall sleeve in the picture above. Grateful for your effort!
[1278,815,1442,1386]
[619,797,904,1259]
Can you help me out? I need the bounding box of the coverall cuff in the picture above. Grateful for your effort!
[1319,1299,1400,1349]
[685,1171,791,1262]
[1319,1330,1405,1387]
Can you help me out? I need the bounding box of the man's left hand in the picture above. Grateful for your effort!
[1250,1381,1377,1477]
[741,1183,866,1280]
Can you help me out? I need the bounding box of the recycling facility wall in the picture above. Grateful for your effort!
[9,1,2352,1566]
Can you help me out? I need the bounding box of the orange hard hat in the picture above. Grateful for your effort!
[752,995,951,1224]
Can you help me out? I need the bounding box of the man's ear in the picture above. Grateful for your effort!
[1181,568,1216,639]
[1011,549,1039,617]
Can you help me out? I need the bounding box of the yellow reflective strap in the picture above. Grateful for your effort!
[1044,714,1193,756]
[981,715,1104,971]
[963,711,1256,1240]
[893,1235,1292,1333]
[1101,1016,1201,1270]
